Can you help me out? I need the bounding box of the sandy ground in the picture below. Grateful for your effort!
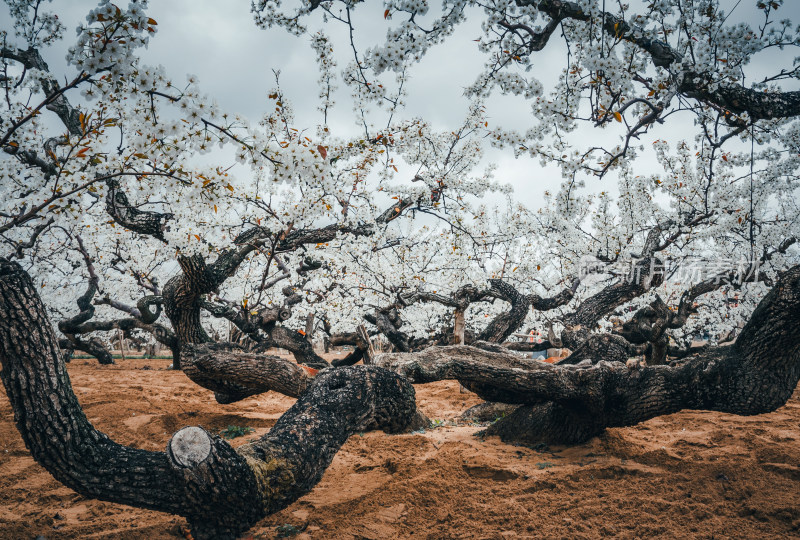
[1,354,799,539]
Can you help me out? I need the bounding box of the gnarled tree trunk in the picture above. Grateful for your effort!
[453,308,466,345]
[374,266,800,445]
[477,280,532,343]
[478,278,578,344]
[180,342,315,404]
[0,258,419,539]
[57,237,114,365]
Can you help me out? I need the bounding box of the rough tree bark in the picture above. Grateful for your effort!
[0,257,419,539]
[374,265,800,445]
[106,179,174,242]
[477,280,533,343]
[304,312,314,344]
[373,305,415,352]
[180,342,316,404]
[557,252,664,356]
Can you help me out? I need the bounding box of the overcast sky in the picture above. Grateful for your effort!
[7,0,800,211]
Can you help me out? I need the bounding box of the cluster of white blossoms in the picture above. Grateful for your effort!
[493,72,542,99]
[364,1,466,75]
[251,0,320,36]
[67,1,155,79]
[311,32,338,131]
[5,0,64,47]
[3,0,799,350]
[388,0,430,17]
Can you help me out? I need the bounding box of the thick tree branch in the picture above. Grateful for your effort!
[374,265,800,444]
[0,46,83,139]
[0,258,419,539]
[478,278,579,343]
[105,179,174,242]
[10,217,53,258]
[514,0,800,119]
[613,236,799,364]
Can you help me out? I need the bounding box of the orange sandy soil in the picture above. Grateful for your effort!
[1,354,799,539]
